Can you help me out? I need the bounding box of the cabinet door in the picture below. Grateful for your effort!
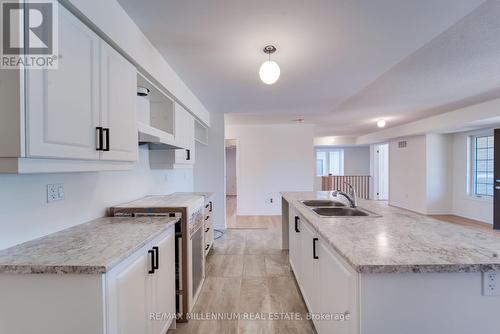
[25,4,100,159]
[317,240,358,334]
[299,221,319,314]
[173,104,195,164]
[288,207,302,281]
[114,252,152,334]
[100,41,138,161]
[152,231,176,334]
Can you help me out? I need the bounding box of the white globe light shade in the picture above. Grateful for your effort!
[259,60,280,84]
[377,119,386,128]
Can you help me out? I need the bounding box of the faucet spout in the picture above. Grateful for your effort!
[332,182,358,208]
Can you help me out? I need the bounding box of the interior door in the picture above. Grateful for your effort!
[152,231,176,334]
[494,129,499,230]
[376,144,389,200]
[26,4,100,159]
[100,41,138,161]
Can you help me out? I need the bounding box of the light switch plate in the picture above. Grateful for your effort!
[482,272,500,296]
[47,183,64,203]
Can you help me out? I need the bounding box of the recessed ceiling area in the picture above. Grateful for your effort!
[117,0,495,136]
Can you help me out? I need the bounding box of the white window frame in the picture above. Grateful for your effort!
[469,130,494,199]
[315,147,344,177]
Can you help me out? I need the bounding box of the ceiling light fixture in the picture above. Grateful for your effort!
[377,119,386,128]
[259,45,280,85]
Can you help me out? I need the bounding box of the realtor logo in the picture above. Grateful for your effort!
[1,0,58,69]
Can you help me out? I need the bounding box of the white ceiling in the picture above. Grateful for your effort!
[118,0,498,136]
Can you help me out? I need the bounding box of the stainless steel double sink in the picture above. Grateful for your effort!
[300,200,380,217]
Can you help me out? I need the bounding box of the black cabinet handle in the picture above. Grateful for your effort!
[209,201,213,212]
[313,238,319,259]
[205,216,210,221]
[152,246,159,270]
[205,244,210,251]
[103,128,110,151]
[186,149,191,160]
[148,249,155,274]
[294,216,300,233]
[205,227,210,233]
[96,127,103,151]
[205,204,210,209]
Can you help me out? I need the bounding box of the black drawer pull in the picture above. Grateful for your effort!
[294,216,300,233]
[209,201,213,212]
[153,246,159,270]
[205,227,210,233]
[103,128,110,151]
[205,204,209,209]
[186,149,191,160]
[96,127,103,151]
[313,238,319,259]
[148,249,155,274]
[205,244,210,250]
[205,216,210,220]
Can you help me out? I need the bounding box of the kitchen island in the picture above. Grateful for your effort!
[281,191,500,334]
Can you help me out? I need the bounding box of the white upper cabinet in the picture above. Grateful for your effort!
[0,3,138,173]
[148,102,196,169]
[100,42,138,162]
[25,5,100,160]
[173,103,195,165]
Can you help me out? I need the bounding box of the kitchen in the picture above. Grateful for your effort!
[0,0,500,334]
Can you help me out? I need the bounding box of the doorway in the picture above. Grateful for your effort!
[374,143,389,200]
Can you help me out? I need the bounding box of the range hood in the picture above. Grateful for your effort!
[138,122,182,150]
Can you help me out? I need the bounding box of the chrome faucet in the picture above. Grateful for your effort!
[333,182,357,208]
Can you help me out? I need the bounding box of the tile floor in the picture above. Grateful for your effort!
[169,228,315,333]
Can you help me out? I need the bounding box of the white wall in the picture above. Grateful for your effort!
[426,134,453,214]
[225,147,237,196]
[0,147,193,250]
[193,113,226,229]
[344,147,371,175]
[389,135,428,214]
[226,124,315,215]
[452,131,493,223]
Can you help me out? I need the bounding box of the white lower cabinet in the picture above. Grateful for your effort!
[106,227,176,334]
[0,226,176,334]
[288,211,359,334]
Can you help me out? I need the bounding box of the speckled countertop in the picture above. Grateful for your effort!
[282,191,500,274]
[0,216,178,275]
[109,193,204,216]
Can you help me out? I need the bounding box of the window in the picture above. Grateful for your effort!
[472,135,494,197]
[316,148,344,176]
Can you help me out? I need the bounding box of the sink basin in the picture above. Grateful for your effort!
[312,207,377,217]
[301,200,346,207]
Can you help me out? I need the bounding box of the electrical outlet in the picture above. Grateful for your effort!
[269,198,274,204]
[47,183,64,203]
[482,272,500,296]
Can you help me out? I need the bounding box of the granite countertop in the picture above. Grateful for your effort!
[0,216,178,275]
[109,193,204,215]
[282,191,500,274]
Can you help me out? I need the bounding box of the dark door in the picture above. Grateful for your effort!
[495,129,500,230]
